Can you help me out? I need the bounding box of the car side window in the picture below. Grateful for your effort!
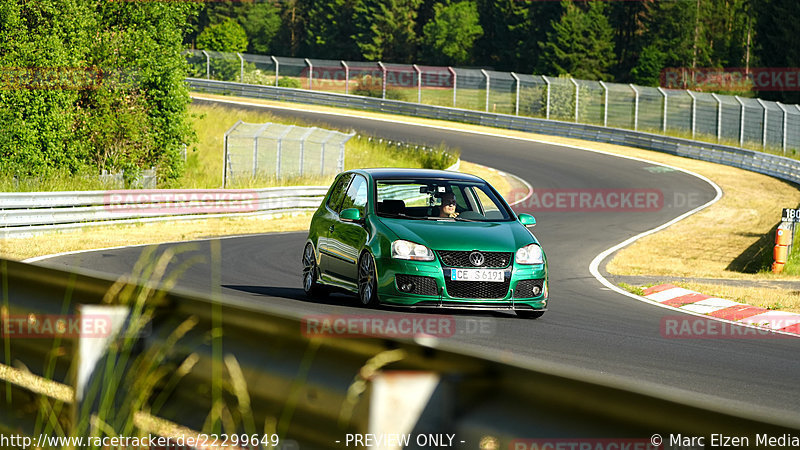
[326,174,352,213]
[340,174,368,216]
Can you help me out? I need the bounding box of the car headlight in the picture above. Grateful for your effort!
[391,240,434,261]
[516,244,544,264]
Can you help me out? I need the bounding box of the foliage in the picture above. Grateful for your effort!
[350,74,403,100]
[421,1,483,66]
[351,0,422,62]
[196,18,248,53]
[631,45,667,86]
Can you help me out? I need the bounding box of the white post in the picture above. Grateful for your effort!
[413,64,422,104]
[298,127,315,176]
[687,90,697,139]
[304,58,313,90]
[658,87,668,132]
[776,102,789,154]
[480,69,491,112]
[448,67,457,107]
[542,76,551,120]
[222,120,242,188]
[735,96,745,147]
[599,81,608,127]
[510,72,520,116]
[757,99,768,149]
[202,50,210,79]
[320,133,336,175]
[271,55,279,86]
[237,52,244,83]
[630,84,639,131]
[276,126,294,179]
[341,61,350,95]
[570,77,579,122]
[711,93,723,142]
[252,123,271,177]
[377,62,387,99]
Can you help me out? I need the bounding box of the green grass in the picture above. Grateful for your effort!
[0,169,130,192]
[618,282,645,296]
[783,239,800,275]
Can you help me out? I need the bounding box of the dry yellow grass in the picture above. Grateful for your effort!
[675,282,800,313]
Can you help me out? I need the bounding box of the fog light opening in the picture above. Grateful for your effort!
[532,286,541,296]
[399,282,416,293]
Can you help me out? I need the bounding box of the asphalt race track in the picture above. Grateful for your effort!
[39,98,800,420]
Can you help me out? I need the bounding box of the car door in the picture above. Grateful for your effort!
[317,173,352,279]
[327,174,369,284]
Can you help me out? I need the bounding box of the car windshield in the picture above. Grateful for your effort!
[375,178,513,221]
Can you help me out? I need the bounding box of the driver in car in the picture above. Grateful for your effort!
[438,192,459,218]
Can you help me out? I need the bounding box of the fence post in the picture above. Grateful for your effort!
[481,69,490,112]
[237,53,244,83]
[448,67,457,107]
[657,87,668,132]
[202,50,210,79]
[570,78,579,123]
[711,93,722,143]
[776,102,788,154]
[599,81,608,127]
[276,126,294,179]
[687,90,697,139]
[510,72,520,116]
[304,58,313,90]
[298,127,316,176]
[341,61,350,95]
[756,99,768,150]
[378,62,387,100]
[735,96,745,147]
[413,64,422,104]
[542,76,551,120]
[223,120,243,188]
[320,133,335,175]
[271,56,279,87]
[630,84,639,131]
[253,123,271,177]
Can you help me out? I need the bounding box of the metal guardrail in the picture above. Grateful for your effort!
[0,187,328,238]
[188,78,800,187]
[2,258,799,448]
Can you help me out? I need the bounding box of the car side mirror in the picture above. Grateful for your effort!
[340,208,362,222]
[518,213,536,226]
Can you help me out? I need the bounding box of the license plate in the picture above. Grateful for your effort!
[450,269,505,282]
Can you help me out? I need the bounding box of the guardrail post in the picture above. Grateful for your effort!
[735,96,745,147]
[630,84,639,131]
[777,102,788,154]
[711,93,723,143]
[599,81,608,127]
[757,99,768,149]
[271,55,279,86]
[341,61,350,95]
[543,76,551,120]
[510,72,520,116]
[570,77,579,123]
[237,52,244,83]
[481,69,490,112]
[378,61,387,99]
[657,87,668,132]
[298,127,315,176]
[413,64,422,104]
[448,67,457,107]
[304,58,313,90]
[687,90,697,139]
[202,50,210,79]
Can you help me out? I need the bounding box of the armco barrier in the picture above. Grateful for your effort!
[2,258,799,447]
[188,78,800,186]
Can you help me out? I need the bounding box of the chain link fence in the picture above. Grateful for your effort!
[186,50,800,157]
[223,121,353,187]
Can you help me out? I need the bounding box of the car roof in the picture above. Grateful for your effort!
[353,168,486,182]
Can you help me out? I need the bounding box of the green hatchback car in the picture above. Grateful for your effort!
[302,168,548,318]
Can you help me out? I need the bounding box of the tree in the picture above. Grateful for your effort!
[755,0,800,103]
[421,1,483,65]
[538,1,616,81]
[196,17,248,53]
[301,0,361,59]
[351,0,422,62]
[473,0,529,71]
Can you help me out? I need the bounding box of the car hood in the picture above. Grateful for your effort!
[378,218,537,252]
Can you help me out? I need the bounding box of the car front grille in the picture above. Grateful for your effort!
[514,279,545,298]
[395,274,439,296]
[445,279,510,299]
[437,251,512,268]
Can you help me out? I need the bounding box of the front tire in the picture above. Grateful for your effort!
[358,252,378,307]
[302,243,327,298]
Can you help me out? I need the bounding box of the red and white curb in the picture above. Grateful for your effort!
[643,284,800,336]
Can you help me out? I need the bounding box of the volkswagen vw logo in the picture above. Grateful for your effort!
[469,251,485,267]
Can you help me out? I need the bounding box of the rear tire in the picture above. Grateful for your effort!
[515,310,545,319]
[358,253,378,307]
[302,243,327,298]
